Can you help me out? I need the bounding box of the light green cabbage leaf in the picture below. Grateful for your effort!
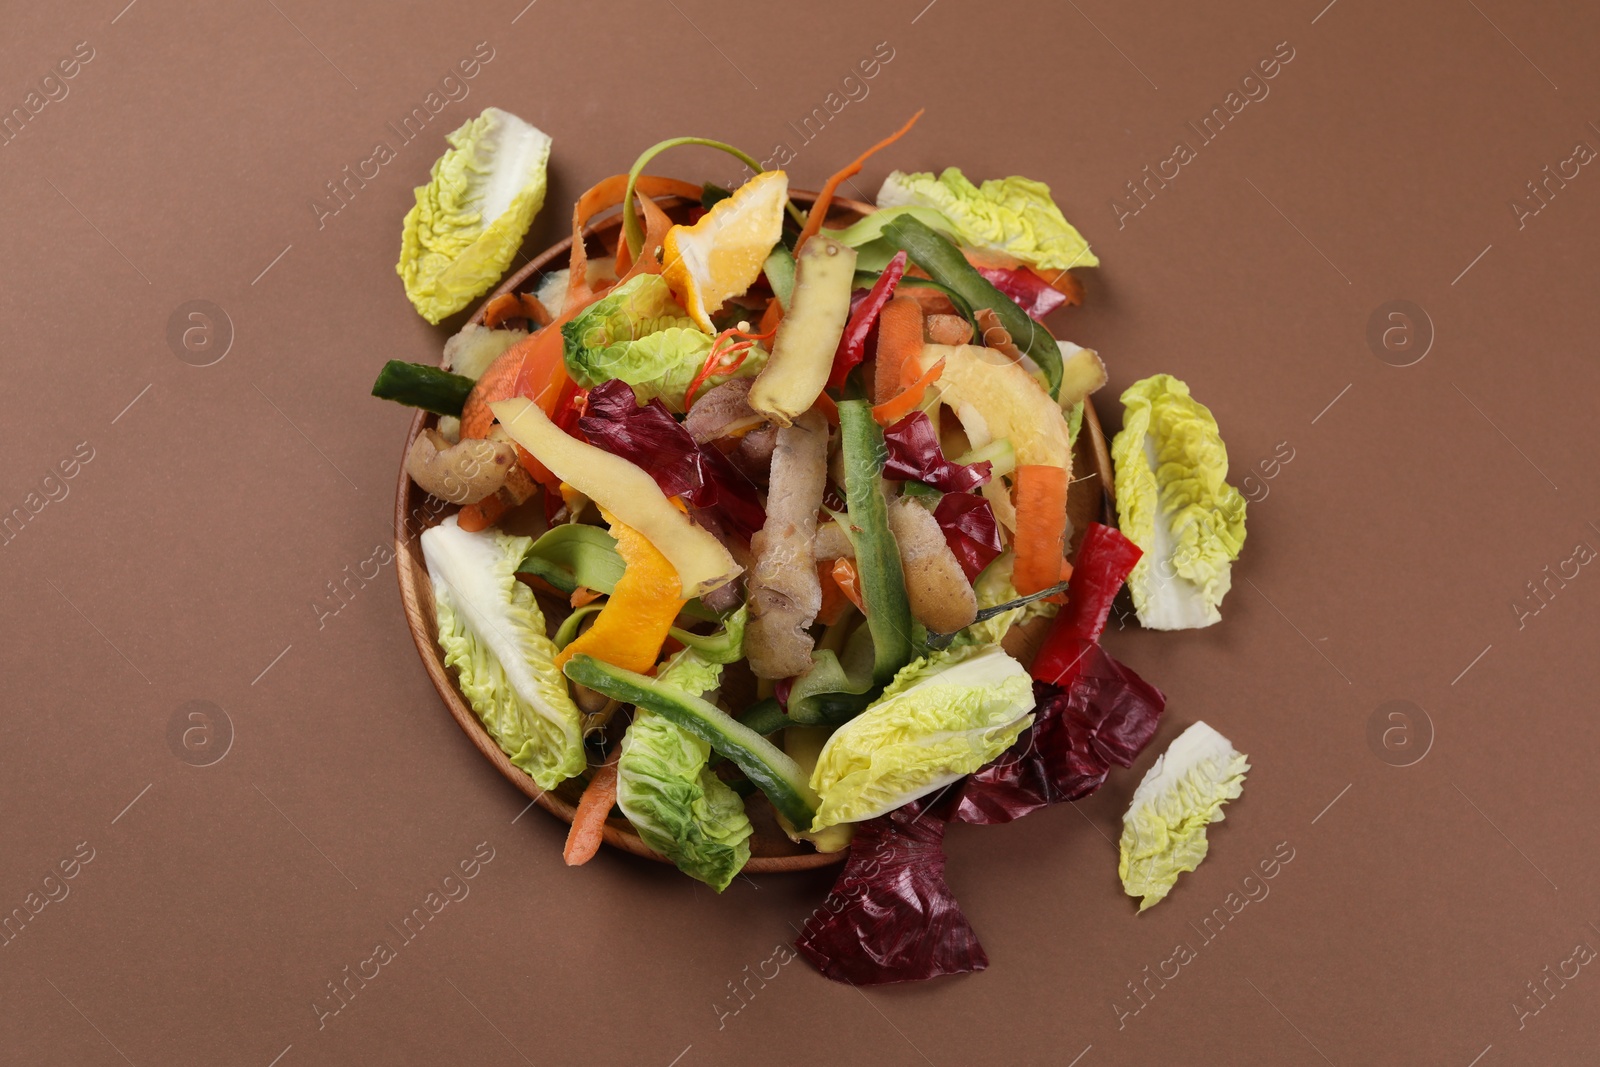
[563,274,696,369]
[821,205,961,248]
[875,167,1099,272]
[560,274,764,412]
[1119,721,1249,911]
[655,646,727,698]
[617,649,752,890]
[1111,374,1247,631]
[421,516,584,790]
[398,107,553,324]
[809,644,1035,829]
[631,333,766,413]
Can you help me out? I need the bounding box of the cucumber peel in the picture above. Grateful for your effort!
[837,399,915,679]
[562,654,820,828]
[781,402,919,725]
[371,361,474,416]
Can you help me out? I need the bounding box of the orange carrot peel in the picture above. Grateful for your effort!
[817,561,853,626]
[830,558,866,614]
[1013,464,1072,596]
[1051,558,1075,604]
[457,493,507,533]
[563,757,619,866]
[871,296,925,405]
[795,110,924,254]
[871,357,943,427]
[483,291,554,330]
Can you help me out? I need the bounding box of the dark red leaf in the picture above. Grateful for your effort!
[578,379,766,539]
[974,264,1072,321]
[828,252,907,389]
[882,411,990,493]
[794,800,988,984]
[939,523,1161,824]
[932,493,1003,582]
[1032,522,1142,680]
[943,645,1165,824]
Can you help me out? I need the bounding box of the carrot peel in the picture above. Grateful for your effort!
[830,558,866,614]
[872,296,925,404]
[1013,464,1072,596]
[871,357,943,426]
[563,758,619,866]
[795,110,924,253]
[817,561,852,626]
[457,494,507,533]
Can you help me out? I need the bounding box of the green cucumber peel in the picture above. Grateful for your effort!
[668,605,747,664]
[764,245,796,310]
[562,655,819,828]
[837,399,916,679]
[955,437,1017,477]
[738,698,790,735]
[371,361,474,416]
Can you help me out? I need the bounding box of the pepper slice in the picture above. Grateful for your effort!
[827,251,907,389]
[554,514,687,675]
[1030,522,1143,684]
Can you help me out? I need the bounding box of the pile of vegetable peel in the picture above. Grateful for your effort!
[376,107,1255,986]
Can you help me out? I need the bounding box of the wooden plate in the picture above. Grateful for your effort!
[394,189,1117,874]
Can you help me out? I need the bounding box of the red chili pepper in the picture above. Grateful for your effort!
[827,251,908,389]
[1030,523,1142,684]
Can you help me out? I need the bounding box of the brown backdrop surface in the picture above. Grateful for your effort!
[3,0,1599,1063]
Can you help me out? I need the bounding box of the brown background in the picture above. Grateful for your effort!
[3,0,1598,1063]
